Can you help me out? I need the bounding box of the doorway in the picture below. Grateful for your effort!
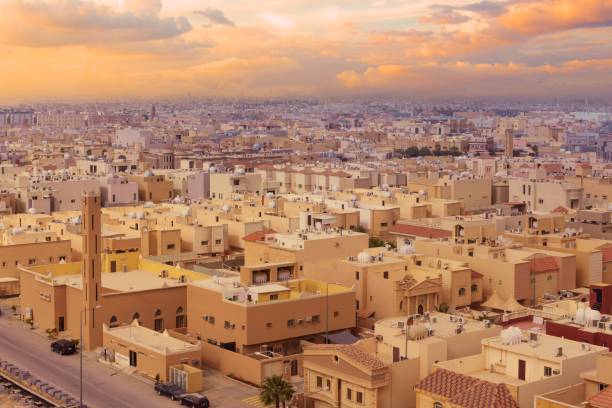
[129,350,137,367]
[518,359,526,380]
[110,261,117,273]
[58,316,65,332]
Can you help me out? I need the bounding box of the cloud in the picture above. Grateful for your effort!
[259,13,294,29]
[0,0,191,47]
[421,6,472,25]
[194,7,235,26]
[496,0,612,37]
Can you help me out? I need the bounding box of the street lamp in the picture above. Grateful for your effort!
[80,305,101,408]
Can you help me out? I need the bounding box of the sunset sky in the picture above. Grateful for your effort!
[1,0,611,102]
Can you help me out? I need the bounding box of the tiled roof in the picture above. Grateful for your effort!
[552,205,569,214]
[242,228,276,242]
[389,224,451,239]
[588,385,612,408]
[415,369,519,408]
[305,344,386,371]
[471,271,484,279]
[532,256,558,273]
[602,246,612,263]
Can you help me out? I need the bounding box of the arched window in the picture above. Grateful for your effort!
[471,284,478,293]
[154,309,164,332]
[109,315,118,328]
[132,312,140,322]
[176,306,187,328]
[458,287,466,296]
[434,402,443,408]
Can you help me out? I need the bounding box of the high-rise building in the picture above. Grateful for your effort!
[504,128,514,158]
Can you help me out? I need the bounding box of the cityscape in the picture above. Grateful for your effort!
[0,1,612,408]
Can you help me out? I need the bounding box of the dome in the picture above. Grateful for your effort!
[143,170,155,177]
[27,207,37,215]
[398,244,415,255]
[357,251,371,264]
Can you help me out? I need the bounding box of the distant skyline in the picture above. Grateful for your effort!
[1,0,612,102]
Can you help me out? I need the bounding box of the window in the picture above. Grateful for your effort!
[383,271,389,279]
[176,307,187,328]
[154,317,164,332]
[316,376,322,388]
[380,222,388,227]
[600,383,609,391]
[208,316,215,325]
[356,391,363,404]
[538,199,544,204]
[28,258,36,265]
[471,284,478,292]
[547,275,553,281]
[109,315,118,328]
[287,319,295,328]
[333,311,339,317]
[347,388,352,400]
[434,403,443,408]
[326,379,331,391]
[266,322,272,328]
[544,366,552,377]
[201,240,209,245]
[458,287,466,296]
[132,312,140,322]
[215,239,222,245]
[355,271,359,280]
[270,294,279,301]
[312,315,320,323]
[167,244,175,250]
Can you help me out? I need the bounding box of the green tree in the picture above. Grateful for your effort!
[260,375,294,408]
[405,146,420,157]
[369,237,385,248]
[418,147,432,156]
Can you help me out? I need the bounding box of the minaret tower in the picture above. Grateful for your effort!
[82,192,102,350]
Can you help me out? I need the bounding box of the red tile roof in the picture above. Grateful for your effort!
[389,224,451,239]
[531,256,558,273]
[242,228,276,242]
[415,369,519,408]
[588,385,612,408]
[602,246,612,263]
[306,344,386,371]
[552,205,569,214]
[471,271,484,279]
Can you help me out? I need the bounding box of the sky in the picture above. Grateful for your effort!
[0,0,611,102]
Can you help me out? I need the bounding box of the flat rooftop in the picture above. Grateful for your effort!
[481,331,608,362]
[375,312,494,340]
[105,323,199,354]
[53,270,186,292]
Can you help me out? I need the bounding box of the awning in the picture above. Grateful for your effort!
[481,291,506,310]
[502,295,526,312]
[323,330,360,345]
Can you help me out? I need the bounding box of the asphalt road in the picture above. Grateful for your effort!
[0,306,176,408]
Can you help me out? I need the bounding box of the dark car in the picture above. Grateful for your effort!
[154,382,184,400]
[50,339,76,355]
[180,394,210,408]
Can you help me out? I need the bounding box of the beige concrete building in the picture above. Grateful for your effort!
[434,329,608,408]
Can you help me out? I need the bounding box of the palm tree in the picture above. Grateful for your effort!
[260,374,295,408]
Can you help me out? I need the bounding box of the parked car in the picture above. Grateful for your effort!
[154,382,184,400]
[50,339,76,355]
[180,394,210,408]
